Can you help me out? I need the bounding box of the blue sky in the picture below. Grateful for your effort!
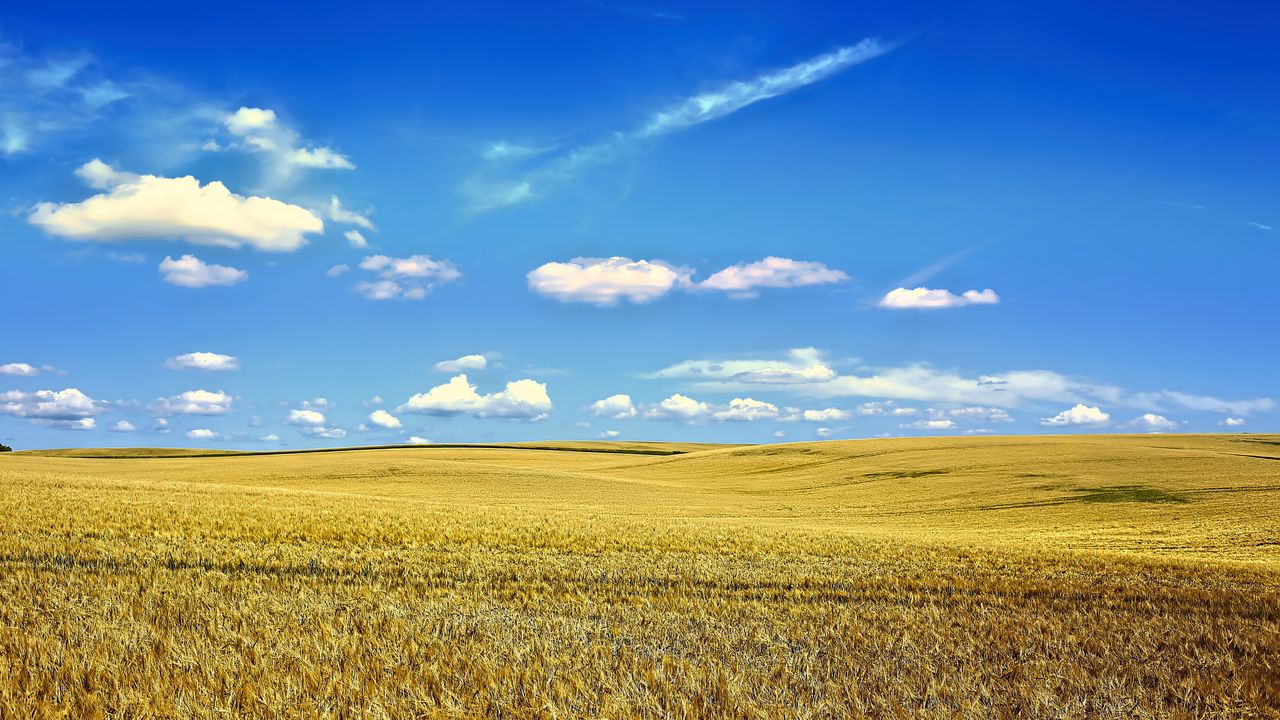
[2,1,1276,449]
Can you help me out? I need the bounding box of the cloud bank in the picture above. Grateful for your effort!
[645,348,1273,417]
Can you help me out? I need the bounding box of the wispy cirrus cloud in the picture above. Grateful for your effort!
[0,41,129,156]
[480,141,556,162]
[465,38,895,212]
[590,2,685,21]
[635,40,892,139]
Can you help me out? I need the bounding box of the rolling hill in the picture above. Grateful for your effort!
[1,434,1276,717]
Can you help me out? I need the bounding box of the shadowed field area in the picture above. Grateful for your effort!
[1,434,1277,717]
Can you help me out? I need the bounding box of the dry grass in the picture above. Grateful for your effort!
[1,434,1277,718]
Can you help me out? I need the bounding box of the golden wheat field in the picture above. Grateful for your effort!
[1,434,1277,718]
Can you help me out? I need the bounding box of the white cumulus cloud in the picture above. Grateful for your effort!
[947,406,1014,423]
[1041,404,1110,427]
[216,107,355,178]
[355,254,461,301]
[0,363,39,377]
[153,389,233,416]
[31,161,324,251]
[646,348,832,383]
[698,257,849,298]
[712,397,780,422]
[801,408,849,422]
[327,196,376,231]
[302,426,347,439]
[903,418,956,430]
[399,374,553,420]
[223,106,276,135]
[589,394,637,419]
[288,147,353,169]
[1128,413,1179,432]
[0,388,107,420]
[164,352,239,371]
[368,409,401,429]
[644,393,712,422]
[159,255,247,288]
[435,354,488,372]
[185,428,218,440]
[733,364,836,384]
[287,409,326,426]
[528,257,691,306]
[528,258,850,306]
[75,158,137,189]
[1220,417,1245,427]
[879,287,1000,310]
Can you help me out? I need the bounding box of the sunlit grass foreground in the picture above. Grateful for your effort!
[1,434,1277,717]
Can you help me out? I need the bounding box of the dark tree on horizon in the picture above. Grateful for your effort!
[0,443,11,453]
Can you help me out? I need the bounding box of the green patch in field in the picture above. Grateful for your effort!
[1069,485,1190,504]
